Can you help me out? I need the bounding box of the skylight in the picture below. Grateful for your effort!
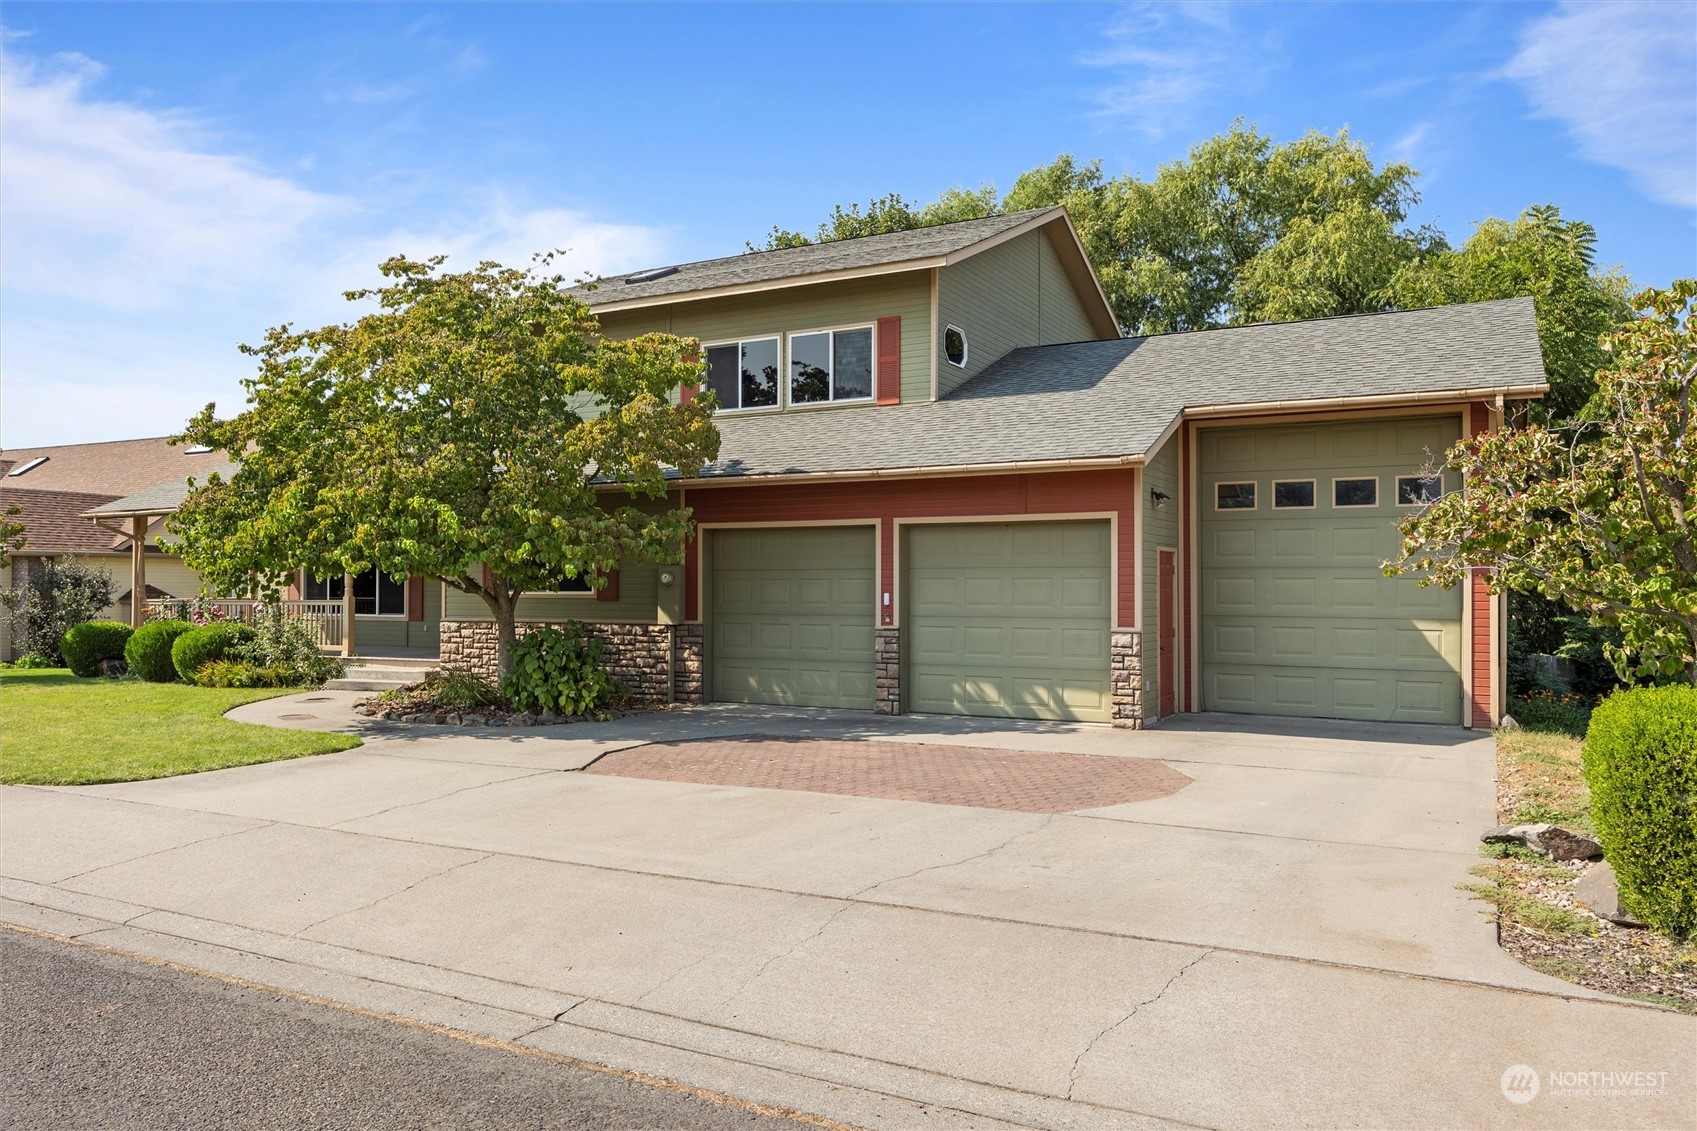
[624,265,679,284]
[6,456,47,477]
[184,445,213,454]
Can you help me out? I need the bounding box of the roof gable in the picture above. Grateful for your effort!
[570,208,1118,337]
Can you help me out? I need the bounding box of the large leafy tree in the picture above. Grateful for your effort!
[1390,205,1633,420]
[756,125,1430,334]
[1389,281,1697,683]
[172,255,719,675]
[0,505,23,570]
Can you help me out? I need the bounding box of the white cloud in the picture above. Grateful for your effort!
[1504,1,1697,208]
[1387,122,1432,167]
[0,45,669,447]
[1082,3,1282,136]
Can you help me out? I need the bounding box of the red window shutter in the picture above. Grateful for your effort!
[596,569,620,603]
[876,316,901,404]
[680,352,700,405]
[407,576,425,621]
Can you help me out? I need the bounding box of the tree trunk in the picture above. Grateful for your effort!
[477,574,520,680]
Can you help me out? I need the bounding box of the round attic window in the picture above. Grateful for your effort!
[944,325,968,368]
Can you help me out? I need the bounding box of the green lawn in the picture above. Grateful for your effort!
[0,669,360,785]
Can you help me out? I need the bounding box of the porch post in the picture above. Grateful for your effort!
[130,516,148,628]
[341,572,356,657]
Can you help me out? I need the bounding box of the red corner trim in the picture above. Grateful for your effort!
[596,569,620,602]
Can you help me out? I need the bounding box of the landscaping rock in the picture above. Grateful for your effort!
[1498,713,1521,730]
[1482,823,1604,861]
[461,713,486,727]
[1574,861,1646,928]
[98,658,128,678]
[513,712,536,727]
[537,712,563,726]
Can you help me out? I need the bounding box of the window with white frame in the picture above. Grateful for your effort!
[1396,474,1444,506]
[1272,479,1316,509]
[705,337,780,410]
[788,327,873,405]
[303,569,406,616]
[1215,481,1257,510]
[1333,477,1379,508]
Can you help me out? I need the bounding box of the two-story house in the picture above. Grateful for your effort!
[432,206,1547,729]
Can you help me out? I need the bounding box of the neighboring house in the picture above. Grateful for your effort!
[0,437,229,659]
[83,472,443,655]
[433,206,1544,729]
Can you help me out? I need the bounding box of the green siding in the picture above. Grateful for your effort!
[935,227,1109,397]
[936,231,1040,396]
[1198,417,1464,724]
[440,558,662,624]
[1140,435,1181,719]
[904,520,1112,722]
[596,270,932,404]
[707,526,875,709]
[1037,228,1099,344]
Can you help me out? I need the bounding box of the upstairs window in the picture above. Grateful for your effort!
[705,337,780,410]
[304,569,406,616]
[789,327,873,405]
[944,325,968,368]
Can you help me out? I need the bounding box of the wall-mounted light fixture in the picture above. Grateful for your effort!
[1150,489,1171,508]
[659,571,676,586]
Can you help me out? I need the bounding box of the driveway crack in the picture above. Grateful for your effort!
[852,813,1056,900]
[328,772,553,829]
[710,900,857,1014]
[1065,949,1212,1100]
[292,853,492,937]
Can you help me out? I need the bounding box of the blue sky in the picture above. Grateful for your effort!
[3,2,1694,447]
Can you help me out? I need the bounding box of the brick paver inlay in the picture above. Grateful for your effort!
[583,735,1193,813]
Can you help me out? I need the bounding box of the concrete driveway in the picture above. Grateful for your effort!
[2,698,1691,1129]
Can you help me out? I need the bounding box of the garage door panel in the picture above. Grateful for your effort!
[1201,418,1463,723]
[905,520,1111,723]
[709,527,875,710]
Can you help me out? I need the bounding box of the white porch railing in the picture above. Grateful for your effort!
[143,599,345,648]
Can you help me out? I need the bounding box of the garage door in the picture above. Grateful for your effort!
[708,526,875,710]
[905,521,1111,722]
[1199,418,1463,724]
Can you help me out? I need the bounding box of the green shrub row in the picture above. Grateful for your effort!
[60,620,134,678]
[1583,685,1697,938]
[125,619,196,682]
[172,622,257,682]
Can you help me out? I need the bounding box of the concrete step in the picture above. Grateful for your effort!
[324,677,422,692]
[326,659,437,693]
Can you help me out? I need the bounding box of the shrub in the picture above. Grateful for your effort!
[502,623,616,716]
[1583,686,1697,938]
[1506,690,1593,737]
[1,558,115,664]
[2,652,54,669]
[427,669,505,709]
[59,620,135,678]
[172,622,258,683]
[193,659,293,688]
[124,619,196,682]
[233,600,344,686]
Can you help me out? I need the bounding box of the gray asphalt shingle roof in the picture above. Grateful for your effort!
[569,210,1054,307]
[696,298,1545,479]
[83,462,238,518]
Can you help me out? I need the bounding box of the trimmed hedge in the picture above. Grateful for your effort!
[124,619,196,682]
[59,620,134,678]
[172,622,258,683]
[1583,685,1697,938]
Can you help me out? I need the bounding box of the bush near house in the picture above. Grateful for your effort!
[1,558,115,665]
[125,619,196,683]
[171,622,258,682]
[1583,686,1697,938]
[502,624,617,716]
[59,620,134,678]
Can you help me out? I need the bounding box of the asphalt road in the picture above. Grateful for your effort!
[0,928,818,1131]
